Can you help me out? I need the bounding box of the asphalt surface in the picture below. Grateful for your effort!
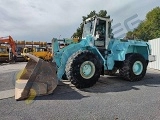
[0,62,160,120]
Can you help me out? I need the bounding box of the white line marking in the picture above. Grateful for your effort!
[0,89,14,100]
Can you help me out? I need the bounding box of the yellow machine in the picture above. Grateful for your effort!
[0,46,9,63]
[21,47,34,61]
[21,47,52,61]
[32,47,52,61]
[16,40,48,61]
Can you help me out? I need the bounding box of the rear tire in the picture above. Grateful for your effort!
[119,53,147,81]
[65,50,102,88]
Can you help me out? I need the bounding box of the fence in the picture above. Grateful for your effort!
[148,38,160,70]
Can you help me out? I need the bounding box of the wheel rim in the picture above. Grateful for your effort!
[132,61,143,75]
[80,61,95,79]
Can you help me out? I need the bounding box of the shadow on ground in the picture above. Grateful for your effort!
[35,69,160,101]
[82,71,160,93]
[35,83,90,100]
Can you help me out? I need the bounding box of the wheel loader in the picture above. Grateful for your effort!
[15,15,156,100]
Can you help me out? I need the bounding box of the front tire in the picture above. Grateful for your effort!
[65,50,102,88]
[119,53,147,81]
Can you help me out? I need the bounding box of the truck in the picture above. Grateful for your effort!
[15,15,156,100]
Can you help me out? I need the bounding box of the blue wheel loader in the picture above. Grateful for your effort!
[15,16,156,100]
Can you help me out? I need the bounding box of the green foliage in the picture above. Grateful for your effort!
[72,10,108,38]
[126,31,134,39]
[126,7,160,41]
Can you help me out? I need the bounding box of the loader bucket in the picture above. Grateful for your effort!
[15,54,58,100]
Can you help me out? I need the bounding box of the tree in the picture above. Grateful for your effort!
[72,10,108,38]
[126,7,160,41]
[126,31,134,39]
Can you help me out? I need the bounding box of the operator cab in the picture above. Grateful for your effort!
[82,16,112,56]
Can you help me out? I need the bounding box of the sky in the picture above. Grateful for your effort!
[0,0,159,42]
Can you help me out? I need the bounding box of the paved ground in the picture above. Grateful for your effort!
[0,62,160,120]
[0,62,26,91]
